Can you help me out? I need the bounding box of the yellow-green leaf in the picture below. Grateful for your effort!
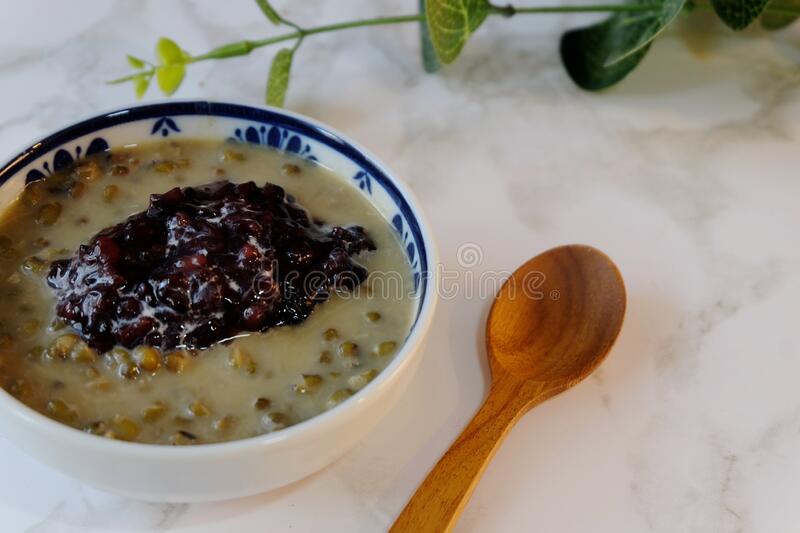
[156,64,185,95]
[127,55,145,69]
[156,37,184,65]
[255,0,282,24]
[133,74,149,99]
[425,0,489,64]
[266,48,293,107]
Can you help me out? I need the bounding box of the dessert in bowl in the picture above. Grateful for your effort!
[0,101,436,501]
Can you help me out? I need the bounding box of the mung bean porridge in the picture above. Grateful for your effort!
[0,139,415,445]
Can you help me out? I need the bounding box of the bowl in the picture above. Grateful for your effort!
[0,101,437,501]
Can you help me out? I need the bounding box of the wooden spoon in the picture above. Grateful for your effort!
[389,244,626,533]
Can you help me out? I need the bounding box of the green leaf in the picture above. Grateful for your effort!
[127,55,145,69]
[156,64,185,95]
[133,74,150,99]
[560,0,684,91]
[156,37,184,65]
[254,0,282,25]
[761,0,800,28]
[561,22,649,91]
[419,0,441,72]
[203,41,256,59]
[425,0,489,64]
[266,48,294,107]
[711,0,770,28]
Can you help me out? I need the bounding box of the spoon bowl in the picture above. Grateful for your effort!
[487,244,626,384]
[391,244,626,533]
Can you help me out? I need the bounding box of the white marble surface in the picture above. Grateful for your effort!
[2,1,800,531]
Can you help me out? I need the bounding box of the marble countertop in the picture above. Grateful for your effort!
[2,1,800,531]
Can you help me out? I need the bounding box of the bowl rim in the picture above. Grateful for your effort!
[0,99,438,457]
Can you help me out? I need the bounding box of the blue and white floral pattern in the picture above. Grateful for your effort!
[230,124,317,161]
[151,117,181,137]
[391,214,421,291]
[352,170,372,194]
[25,137,109,183]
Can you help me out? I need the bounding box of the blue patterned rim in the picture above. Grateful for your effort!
[0,101,431,324]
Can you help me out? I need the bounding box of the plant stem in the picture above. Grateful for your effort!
[490,3,660,16]
[117,1,800,82]
[517,3,659,11]
[299,14,425,36]
[192,15,424,62]
[190,4,681,63]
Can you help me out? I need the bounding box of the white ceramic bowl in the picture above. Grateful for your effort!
[0,101,437,501]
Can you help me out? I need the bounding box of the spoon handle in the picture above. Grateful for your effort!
[389,377,545,533]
